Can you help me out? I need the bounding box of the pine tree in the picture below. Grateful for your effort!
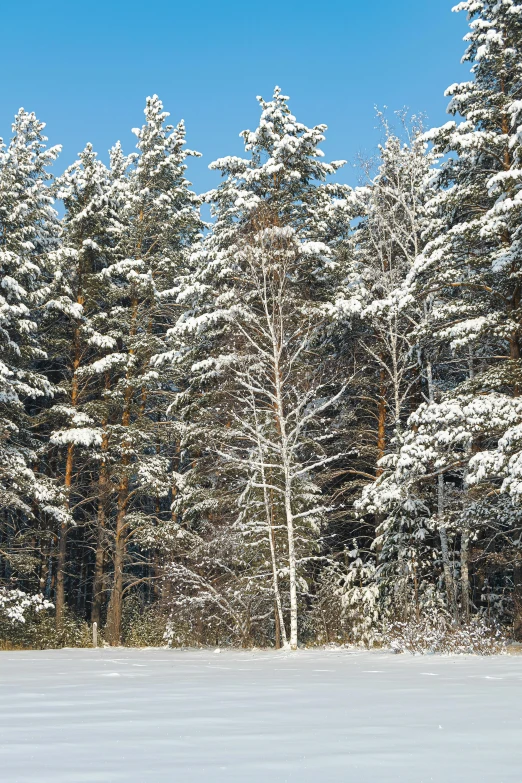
[99,96,202,644]
[413,0,522,367]
[0,109,67,598]
[46,143,122,627]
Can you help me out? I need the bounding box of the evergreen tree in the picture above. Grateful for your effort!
[100,96,202,644]
[47,143,122,627]
[0,109,67,598]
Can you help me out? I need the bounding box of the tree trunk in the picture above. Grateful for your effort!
[55,518,68,630]
[106,301,137,644]
[376,366,386,477]
[106,479,128,645]
[412,556,420,622]
[271,342,298,650]
[513,561,522,641]
[254,402,288,648]
[56,319,82,630]
[56,438,76,629]
[269,508,287,648]
[274,599,281,649]
[91,474,107,627]
[438,480,458,621]
[460,529,470,623]
[283,482,298,650]
[92,377,111,626]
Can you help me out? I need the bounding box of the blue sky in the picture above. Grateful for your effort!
[1,0,469,193]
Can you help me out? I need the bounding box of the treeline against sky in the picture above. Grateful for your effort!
[1,0,521,650]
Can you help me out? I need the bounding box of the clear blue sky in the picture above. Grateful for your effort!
[1,0,469,193]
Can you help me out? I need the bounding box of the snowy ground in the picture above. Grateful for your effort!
[1,647,521,782]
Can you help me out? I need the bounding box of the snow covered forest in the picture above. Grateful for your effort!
[1,0,522,651]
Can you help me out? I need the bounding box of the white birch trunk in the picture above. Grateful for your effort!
[251,395,288,648]
[271,343,298,650]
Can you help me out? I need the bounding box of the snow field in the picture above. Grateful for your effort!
[1,647,521,782]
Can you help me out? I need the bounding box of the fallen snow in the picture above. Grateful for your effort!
[1,647,521,782]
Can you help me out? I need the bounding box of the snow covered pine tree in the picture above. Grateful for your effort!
[0,109,67,613]
[96,96,202,645]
